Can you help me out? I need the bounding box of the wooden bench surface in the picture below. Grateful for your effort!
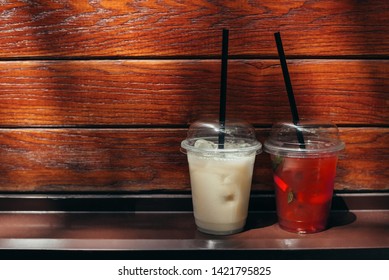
[0,194,387,254]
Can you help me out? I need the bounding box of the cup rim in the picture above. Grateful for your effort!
[181,137,262,155]
[264,139,345,158]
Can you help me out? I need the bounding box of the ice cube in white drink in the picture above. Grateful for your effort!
[187,147,256,235]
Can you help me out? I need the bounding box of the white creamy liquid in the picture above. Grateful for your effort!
[187,151,256,234]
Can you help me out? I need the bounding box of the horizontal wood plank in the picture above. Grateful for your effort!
[0,59,387,126]
[0,0,388,57]
[0,128,386,192]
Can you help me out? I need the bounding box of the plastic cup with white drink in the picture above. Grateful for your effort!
[181,119,262,235]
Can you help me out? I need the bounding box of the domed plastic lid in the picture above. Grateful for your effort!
[264,120,345,158]
[181,119,262,155]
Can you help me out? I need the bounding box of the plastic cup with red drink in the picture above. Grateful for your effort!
[264,120,345,233]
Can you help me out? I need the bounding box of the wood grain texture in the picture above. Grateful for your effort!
[0,0,388,57]
[0,128,386,192]
[0,59,387,126]
[0,0,387,193]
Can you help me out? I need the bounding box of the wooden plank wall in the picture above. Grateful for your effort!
[0,0,387,193]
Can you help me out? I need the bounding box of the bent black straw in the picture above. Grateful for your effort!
[218,29,229,149]
[274,32,306,148]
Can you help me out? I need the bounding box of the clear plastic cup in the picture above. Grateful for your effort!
[264,120,345,233]
[181,119,262,235]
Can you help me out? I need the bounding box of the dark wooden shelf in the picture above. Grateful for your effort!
[0,193,387,257]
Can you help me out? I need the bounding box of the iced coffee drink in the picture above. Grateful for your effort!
[181,119,262,235]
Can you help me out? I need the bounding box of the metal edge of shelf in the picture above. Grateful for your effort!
[0,192,387,212]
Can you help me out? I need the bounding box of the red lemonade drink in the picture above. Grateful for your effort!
[272,155,338,233]
[264,121,345,233]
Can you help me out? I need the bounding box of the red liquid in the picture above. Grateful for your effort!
[271,155,338,233]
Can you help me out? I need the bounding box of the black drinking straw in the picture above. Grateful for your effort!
[218,29,229,149]
[274,32,306,148]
